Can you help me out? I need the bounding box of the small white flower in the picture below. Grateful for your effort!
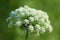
[44,23,49,29]
[29,17,34,22]
[19,7,24,12]
[36,10,42,17]
[31,12,36,16]
[35,24,41,30]
[15,21,22,27]
[34,15,39,21]
[20,12,25,17]
[35,24,42,35]
[41,12,49,19]
[10,11,17,17]
[39,18,45,24]
[28,25,34,32]
[25,11,31,16]
[24,19,29,24]
[48,25,53,33]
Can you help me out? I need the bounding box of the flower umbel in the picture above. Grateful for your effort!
[6,5,53,37]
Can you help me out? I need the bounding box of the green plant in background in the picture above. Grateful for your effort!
[6,5,53,40]
[1,0,60,40]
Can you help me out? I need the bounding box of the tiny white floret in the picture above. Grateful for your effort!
[29,17,34,22]
[15,21,22,27]
[28,25,34,32]
[24,19,29,24]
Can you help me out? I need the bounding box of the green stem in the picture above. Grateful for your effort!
[25,29,29,40]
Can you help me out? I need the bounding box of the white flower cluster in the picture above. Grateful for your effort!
[6,5,53,35]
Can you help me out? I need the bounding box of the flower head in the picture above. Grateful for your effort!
[6,5,53,35]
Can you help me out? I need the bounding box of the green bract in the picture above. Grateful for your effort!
[6,5,53,35]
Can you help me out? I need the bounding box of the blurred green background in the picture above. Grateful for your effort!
[0,0,60,40]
